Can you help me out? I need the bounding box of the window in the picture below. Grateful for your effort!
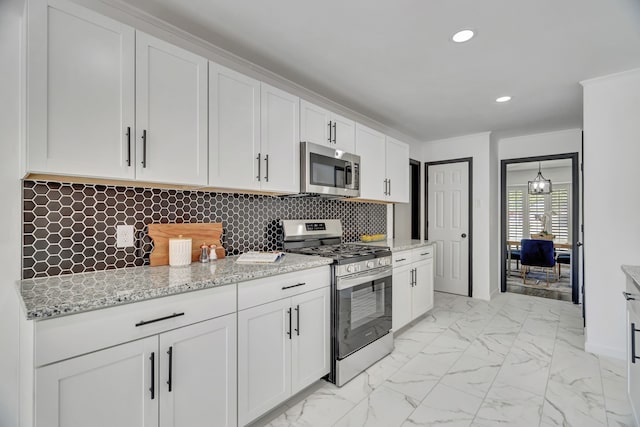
[507,189,523,240]
[506,184,571,242]
[551,187,570,242]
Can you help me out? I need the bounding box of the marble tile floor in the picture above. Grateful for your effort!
[249,291,635,427]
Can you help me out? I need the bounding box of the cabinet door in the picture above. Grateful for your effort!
[331,112,356,152]
[385,136,410,203]
[355,123,387,201]
[260,83,300,193]
[628,285,640,426]
[412,259,434,321]
[392,265,413,331]
[35,336,158,427]
[238,298,292,426]
[135,32,208,186]
[209,63,261,190]
[159,314,237,427]
[28,0,135,179]
[300,100,331,147]
[291,287,331,394]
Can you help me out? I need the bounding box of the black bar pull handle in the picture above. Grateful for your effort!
[135,312,185,327]
[388,179,391,196]
[256,153,261,181]
[328,121,332,143]
[414,268,418,286]
[623,291,637,301]
[141,129,147,168]
[282,282,306,290]
[149,352,155,399]
[264,154,269,182]
[332,122,337,143]
[420,252,431,256]
[295,305,300,336]
[126,127,131,167]
[287,308,292,340]
[395,258,406,262]
[167,346,173,392]
[633,322,639,363]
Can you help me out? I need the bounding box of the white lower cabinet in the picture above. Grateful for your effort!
[36,336,159,427]
[159,315,237,427]
[626,277,640,425]
[392,247,435,331]
[34,285,238,427]
[238,286,330,426]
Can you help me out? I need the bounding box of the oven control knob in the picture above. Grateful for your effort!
[347,265,354,273]
[378,259,383,266]
[366,261,374,268]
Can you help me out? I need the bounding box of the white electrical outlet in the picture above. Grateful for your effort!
[116,225,135,248]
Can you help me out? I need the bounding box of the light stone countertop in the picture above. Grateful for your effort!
[357,239,432,252]
[622,265,640,292]
[19,253,333,320]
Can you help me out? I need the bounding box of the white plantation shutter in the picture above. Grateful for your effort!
[528,194,546,235]
[551,186,570,242]
[507,189,523,240]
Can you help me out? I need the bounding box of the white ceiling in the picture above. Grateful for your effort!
[117,0,640,141]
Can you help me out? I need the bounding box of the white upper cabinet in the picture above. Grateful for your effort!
[209,65,299,193]
[135,33,208,186]
[300,100,355,152]
[260,83,300,194]
[209,63,261,191]
[28,0,136,179]
[355,124,387,201]
[355,124,410,203]
[385,136,410,203]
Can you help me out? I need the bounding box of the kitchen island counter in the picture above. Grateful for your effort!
[357,239,432,252]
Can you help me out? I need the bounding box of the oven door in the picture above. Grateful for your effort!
[335,267,392,359]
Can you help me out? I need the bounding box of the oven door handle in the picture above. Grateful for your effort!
[336,268,392,290]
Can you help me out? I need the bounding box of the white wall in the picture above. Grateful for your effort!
[423,132,494,300]
[499,128,582,160]
[0,0,26,425]
[581,68,640,359]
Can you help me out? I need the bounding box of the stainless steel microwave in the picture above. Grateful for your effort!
[301,142,360,197]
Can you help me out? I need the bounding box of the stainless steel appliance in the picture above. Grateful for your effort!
[300,142,360,198]
[282,219,393,386]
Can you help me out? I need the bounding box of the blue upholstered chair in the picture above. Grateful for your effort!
[506,245,521,276]
[520,239,556,285]
[556,251,571,277]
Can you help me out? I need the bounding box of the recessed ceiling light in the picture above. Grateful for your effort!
[452,29,474,43]
[496,96,512,103]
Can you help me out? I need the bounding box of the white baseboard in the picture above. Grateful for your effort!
[584,340,626,361]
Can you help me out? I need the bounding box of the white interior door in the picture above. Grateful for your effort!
[428,161,470,296]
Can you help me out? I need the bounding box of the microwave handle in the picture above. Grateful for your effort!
[345,160,357,189]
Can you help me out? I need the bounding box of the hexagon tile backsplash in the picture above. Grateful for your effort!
[22,181,386,279]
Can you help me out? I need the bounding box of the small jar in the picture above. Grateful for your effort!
[199,244,209,263]
[209,244,218,260]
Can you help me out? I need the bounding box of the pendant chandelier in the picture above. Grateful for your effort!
[528,162,552,195]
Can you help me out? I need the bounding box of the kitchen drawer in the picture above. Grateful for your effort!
[392,250,412,268]
[412,245,434,262]
[238,266,330,311]
[35,284,236,367]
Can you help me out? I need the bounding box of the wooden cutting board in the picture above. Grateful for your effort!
[148,223,225,266]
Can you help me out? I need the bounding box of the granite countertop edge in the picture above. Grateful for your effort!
[19,254,333,321]
[621,265,640,291]
[357,239,432,252]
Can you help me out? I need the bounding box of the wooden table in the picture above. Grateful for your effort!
[506,240,572,277]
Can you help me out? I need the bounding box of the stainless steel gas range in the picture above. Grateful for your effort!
[281,219,393,386]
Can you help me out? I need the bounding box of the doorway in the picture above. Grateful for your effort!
[426,159,473,297]
[500,153,580,303]
[393,159,421,240]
